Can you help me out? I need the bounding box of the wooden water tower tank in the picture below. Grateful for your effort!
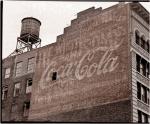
[9,17,42,56]
[20,17,41,44]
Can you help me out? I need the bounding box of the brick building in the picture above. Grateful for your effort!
[2,2,150,122]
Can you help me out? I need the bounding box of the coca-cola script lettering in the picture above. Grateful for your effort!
[38,39,123,90]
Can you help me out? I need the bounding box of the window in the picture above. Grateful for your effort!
[52,72,57,81]
[26,79,32,94]
[135,30,140,45]
[146,41,149,53]
[141,60,147,77]
[15,62,22,77]
[13,83,21,97]
[136,55,140,73]
[5,68,10,78]
[146,63,149,78]
[141,86,147,103]
[139,59,147,76]
[137,82,141,100]
[138,110,148,123]
[140,63,144,75]
[135,31,149,53]
[138,110,142,122]
[147,90,149,105]
[140,36,145,49]
[27,57,35,73]
[136,54,149,78]
[23,101,30,117]
[11,104,18,113]
[137,82,149,104]
[2,87,8,100]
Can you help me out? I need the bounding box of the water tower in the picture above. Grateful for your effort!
[9,17,41,56]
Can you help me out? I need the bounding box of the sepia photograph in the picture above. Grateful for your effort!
[1,0,150,123]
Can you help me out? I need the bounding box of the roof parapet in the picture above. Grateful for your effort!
[77,7,95,18]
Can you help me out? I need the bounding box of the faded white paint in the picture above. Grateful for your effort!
[38,39,123,91]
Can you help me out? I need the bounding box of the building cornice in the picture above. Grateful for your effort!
[129,3,149,24]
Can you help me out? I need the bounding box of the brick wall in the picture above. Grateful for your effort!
[30,100,132,122]
[29,3,131,121]
[2,49,37,121]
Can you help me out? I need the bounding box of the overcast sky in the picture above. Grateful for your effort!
[3,1,150,58]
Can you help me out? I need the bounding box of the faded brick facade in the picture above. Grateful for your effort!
[2,50,37,121]
[2,2,150,122]
[29,3,131,122]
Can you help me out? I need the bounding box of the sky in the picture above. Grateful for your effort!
[2,1,150,59]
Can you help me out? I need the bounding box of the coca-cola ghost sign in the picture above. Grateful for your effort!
[38,38,123,90]
[29,6,129,120]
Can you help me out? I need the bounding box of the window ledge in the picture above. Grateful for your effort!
[131,41,149,60]
[136,71,149,80]
[136,71,149,87]
[137,99,150,107]
[137,99,150,114]
[134,41,150,54]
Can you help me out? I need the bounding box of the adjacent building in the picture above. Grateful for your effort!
[2,2,150,122]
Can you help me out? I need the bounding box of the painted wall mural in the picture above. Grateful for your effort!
[29,5,129,120]
[38,40,122,90]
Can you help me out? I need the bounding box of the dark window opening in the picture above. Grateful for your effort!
[137,82,141,100]
[141,60,146,77]
[136,54,149,78]
[140,37,145,49]
[52,72,57,81]
[146,41,149,53]
[135,31,149,53]
[141,86,147,103]
[138,110,148,123]
[28,79,32,86]
[23,101,30,117]
[136,55,140,73]
[146,64,149,78]
[137,81,149,104]
[135,31,140,45]
[138,110,142,123]
[147,89,149,105]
